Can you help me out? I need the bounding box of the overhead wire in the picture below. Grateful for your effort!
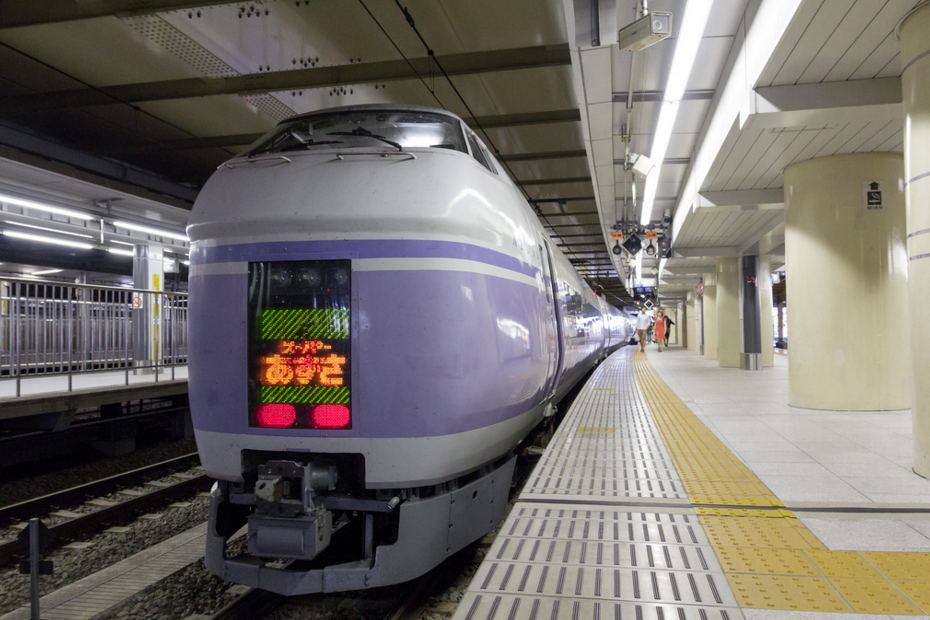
[389,1,605,278]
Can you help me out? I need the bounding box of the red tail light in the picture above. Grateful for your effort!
[256,403,297,428]
[311,404,351,429]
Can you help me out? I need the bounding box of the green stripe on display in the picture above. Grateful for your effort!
[260,386,350,404]
[260,308,350,340]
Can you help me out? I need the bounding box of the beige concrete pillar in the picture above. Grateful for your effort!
[784,153,910,411]
[760,255,775,368]
[902,4,930,476]
[667,308,679,345]
[716,257,741,368]
[703,275,718,361]
[686,292,697,352]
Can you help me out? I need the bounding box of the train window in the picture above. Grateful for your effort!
[247,110,467,156]
[466,132,494,173]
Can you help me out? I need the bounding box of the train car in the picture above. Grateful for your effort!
[187,104,630,595]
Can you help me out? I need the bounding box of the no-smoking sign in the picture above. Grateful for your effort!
[132,295,144,309]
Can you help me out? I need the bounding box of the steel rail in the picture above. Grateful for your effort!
[0,463,210,565]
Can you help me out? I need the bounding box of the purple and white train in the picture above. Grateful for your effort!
[187,104,634,595]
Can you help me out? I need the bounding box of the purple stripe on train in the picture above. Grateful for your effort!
[188,268,593,438]
[192,239,539,279]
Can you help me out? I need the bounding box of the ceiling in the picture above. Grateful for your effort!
[0,0,918,306]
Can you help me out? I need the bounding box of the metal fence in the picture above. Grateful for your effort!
[0,277,187,395]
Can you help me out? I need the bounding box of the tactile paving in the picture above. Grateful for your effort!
[723,574,850,612]
[633,351,930,617]
[804,550,882,579]
[828,578,923,614]
[453,350,743,620]
[890,580,930,613]
[860,551,930,580]
[713,548,819,576]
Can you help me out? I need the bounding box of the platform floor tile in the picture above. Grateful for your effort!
[0,523,206,620]
[454,350,743,620]
[634,351,930,616]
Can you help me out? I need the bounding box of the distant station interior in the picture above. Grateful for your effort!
[1,1,930,619]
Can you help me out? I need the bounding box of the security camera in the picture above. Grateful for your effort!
[619,12,672,52]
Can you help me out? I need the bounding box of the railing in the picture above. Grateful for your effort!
[0,277,188,396]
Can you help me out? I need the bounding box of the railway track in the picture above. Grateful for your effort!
[0,453,210,565]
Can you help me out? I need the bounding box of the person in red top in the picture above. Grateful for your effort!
[654,308,667,352]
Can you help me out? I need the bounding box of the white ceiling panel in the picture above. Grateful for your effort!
[824,0,916,81]
[756,0,825,87]
[687,37,735,90]
[770,0,858,86]
[795,0,887,84]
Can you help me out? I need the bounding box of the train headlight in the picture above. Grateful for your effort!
[332,267,349,287]
[270,267,293,287]
[296,266,322,288]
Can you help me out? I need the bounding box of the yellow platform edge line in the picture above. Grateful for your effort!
[632,350,930,615]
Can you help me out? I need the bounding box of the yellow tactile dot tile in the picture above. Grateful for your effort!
[690,494,778,507]
[724,574,851,612]
[695,507,783,518]
[805,550,882,579]
[715,547,820,576]
[891,580,930,613]
[700,520,819,550]
[829,578,924,615]
[860,551,930,579]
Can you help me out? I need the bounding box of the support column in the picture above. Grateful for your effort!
[784,153,910,411]
[759,255,775,367]
[716,257,740,368]
[703,275,718,361]
[132,245,164,372]
[686,292,697,352]
[739,256,762,370]
[901,4,930,476]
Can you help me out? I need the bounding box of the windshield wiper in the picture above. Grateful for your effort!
[326,127,403,151]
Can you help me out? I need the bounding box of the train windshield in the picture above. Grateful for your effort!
[247,110,467,156]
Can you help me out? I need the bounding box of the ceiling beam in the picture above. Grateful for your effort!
[501,149,587,163]
[612,89,714,103]
[521,176,592,187]
[538,211,599,217]
[0,1,235,28]
[614,157,690,166]
[0,44,571,113]
[750,77,902,129]
[0,122,197,208]
[672,246,741,258]
[695,188,784,212]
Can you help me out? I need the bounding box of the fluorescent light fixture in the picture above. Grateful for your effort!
[636,251,643,287]
[641,0,714,225]
[0,192,95,221]
[181,260,190,266]
[2,229,95,249]
[30,269,63,276]
[108,248,134,257]
[112,220,189,242]
[3,220,94,238]
[110,239,135,246]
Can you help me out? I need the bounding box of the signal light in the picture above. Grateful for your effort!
[256,403,297,428]
[311,404,351,429]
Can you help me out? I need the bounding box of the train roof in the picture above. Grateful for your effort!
[276,104,464,127]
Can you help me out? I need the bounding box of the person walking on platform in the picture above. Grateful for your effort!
[635,307,652,353]
[663,313,674,348]
[654,308,667,352]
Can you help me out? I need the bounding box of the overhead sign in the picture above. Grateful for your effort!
[611,231,623,240]
[863,180,884,211]
[645,231,658,239]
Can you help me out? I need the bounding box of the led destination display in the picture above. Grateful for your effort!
[248,261,352,429]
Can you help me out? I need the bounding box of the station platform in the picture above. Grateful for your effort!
[0,368,188,423]
[454,346,930,620]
